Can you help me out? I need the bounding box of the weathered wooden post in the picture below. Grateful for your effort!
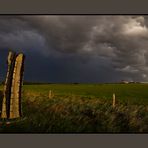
[9,53,25,119]
[49,90,52,99]
[1,51,25,119]
[1,51,16,118]
[0,91,3,116]
[112,93,116,108]
[49,90,54,99]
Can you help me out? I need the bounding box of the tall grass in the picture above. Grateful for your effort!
[0,84,148,133]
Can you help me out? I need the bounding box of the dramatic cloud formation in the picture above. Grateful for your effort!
[1,15,148,82]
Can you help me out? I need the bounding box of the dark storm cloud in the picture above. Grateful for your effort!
[1,15,148,82]
[0,17,47,55]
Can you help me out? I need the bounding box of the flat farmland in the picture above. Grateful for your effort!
[23,83,148,105]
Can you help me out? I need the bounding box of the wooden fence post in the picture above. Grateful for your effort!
[49,90,52,99]
[1,51,16,119]
[112,93,116,108]
[49,90,54,99]
[9,53,25,119]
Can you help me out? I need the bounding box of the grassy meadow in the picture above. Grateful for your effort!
[0,83,148,133]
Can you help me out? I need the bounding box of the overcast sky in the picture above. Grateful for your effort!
[1,15,148,83]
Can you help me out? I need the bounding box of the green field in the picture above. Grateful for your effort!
[23,83,148,105]
[0,83,148,133]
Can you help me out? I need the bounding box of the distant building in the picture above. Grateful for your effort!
[121,80,129,84]
[120,80,141,84]
[129,81,135,83]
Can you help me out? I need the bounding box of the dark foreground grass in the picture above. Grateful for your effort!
[0,84,148,133]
